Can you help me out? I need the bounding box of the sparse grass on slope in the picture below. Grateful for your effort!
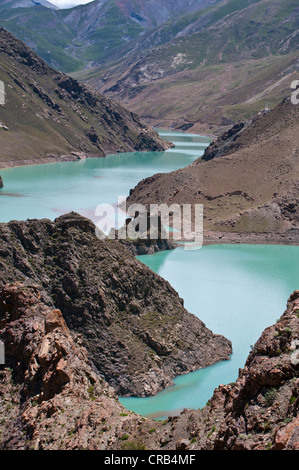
[82,0,299,131]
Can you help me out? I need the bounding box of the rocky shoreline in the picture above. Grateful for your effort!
[203,229,299,246]
[0,143,174,170]
[0,153,87,170]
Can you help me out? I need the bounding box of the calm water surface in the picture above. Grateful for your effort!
[1,130,298,419]
[0,130,209,222]
[120,244,299,418]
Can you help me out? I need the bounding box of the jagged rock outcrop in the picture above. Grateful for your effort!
[201,122,247,162]
[209,292,299,450]
[0,212,231,397]
[0,283,159,450]
[0,283,298,450]
[114,212,177,255]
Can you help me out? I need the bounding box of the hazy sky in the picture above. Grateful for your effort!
[50,0,94,8]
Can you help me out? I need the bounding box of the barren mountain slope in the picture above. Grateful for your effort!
[84,0,299,131]
[0,27,170,167]
[1,1,298,131]
[0,0,223,72]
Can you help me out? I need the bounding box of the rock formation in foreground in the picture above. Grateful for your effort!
[0,283,298,450]
[127,98,299,244]
[0,283,156,450]
[0,212,232,397]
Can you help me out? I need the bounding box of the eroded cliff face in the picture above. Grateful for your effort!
[0,212,231,398]
[209,290,299,450]
[0,283,159,450]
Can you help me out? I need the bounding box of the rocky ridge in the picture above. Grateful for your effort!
[0,282,158,450]
[0,212,232,397]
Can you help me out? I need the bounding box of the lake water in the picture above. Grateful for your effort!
[1,130,298,420]
[0,130,210,223]
[120,244,299,419]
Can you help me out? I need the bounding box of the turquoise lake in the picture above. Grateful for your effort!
[0,130,210,223]
[120,244,299,419]
[1,129,298,420]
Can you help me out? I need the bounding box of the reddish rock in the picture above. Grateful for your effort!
[274,417,299,450]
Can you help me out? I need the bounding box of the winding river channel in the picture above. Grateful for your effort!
[1,130,298,419]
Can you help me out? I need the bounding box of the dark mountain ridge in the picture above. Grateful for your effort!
[0,27,171,167]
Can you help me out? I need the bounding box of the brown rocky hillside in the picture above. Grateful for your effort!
[128,97,299,243]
